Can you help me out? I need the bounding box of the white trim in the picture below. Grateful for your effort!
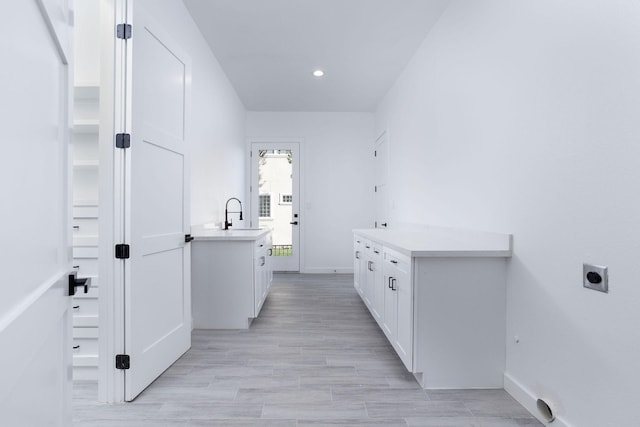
[504,373,571,427]
[300,268,354,274]
[98,0,125,403]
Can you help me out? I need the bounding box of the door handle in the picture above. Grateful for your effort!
[391,278,397,291]
[185,234,194,243]
[68,272,91,296]
[290,221,298,225]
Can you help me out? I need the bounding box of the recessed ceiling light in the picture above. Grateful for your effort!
[312,70,325,77]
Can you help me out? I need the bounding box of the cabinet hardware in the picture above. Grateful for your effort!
[355,251,360,259]
[73,265,79,269]
[365,245,370,249]
[368,261,374,272]
[374,250,380,254]
[73,345,80,350]
[73,225,80,229]
[260,256,266,267]
[185,234,194,243]
[73,305,80,309]
[391,278,397,291]
[388,276,394,289]
[390,260,398,264]
[268,249,272,256]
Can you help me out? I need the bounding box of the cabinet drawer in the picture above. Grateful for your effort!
[383,248,411,272]
[255,237,267,251]
[72,258,98,277]
[72,337,99,357]
[371,243,383,260]
[73,218,99,236]
[72,296,98,317]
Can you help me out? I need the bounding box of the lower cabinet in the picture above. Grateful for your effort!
[382,248,413,370]
[192,232,272,329]
[353,230,508,389]
[254,240,271,316]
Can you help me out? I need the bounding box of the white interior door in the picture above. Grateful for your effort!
[0,0,73,425]
[250,142,300,272]
[123,3,192,401]
[374,131,389,228]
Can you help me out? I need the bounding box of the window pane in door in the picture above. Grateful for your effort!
[258,150,293,256]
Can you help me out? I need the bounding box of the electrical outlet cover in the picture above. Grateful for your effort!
[583,263,608,293]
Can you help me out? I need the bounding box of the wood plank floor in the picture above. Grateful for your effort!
[73,273,542,426]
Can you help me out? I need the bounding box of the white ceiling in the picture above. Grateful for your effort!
[183,0,450,112]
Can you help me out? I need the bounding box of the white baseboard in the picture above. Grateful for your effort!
[504,373,571,427]
[298,268,354,274]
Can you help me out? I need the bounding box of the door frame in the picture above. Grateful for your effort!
[98,0,125,403]
[246,138,305,272]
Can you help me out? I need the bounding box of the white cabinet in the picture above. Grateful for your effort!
[72,85,100,381]
[191,229,272,329]
[353,228,512,389]
[254,237,272,316]
[382,248,412,370]
[353,237,384,322]
[353,236,363,296]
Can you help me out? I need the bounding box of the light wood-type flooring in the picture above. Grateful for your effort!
[73,273,542,426]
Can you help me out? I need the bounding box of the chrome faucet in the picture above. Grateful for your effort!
[224,197,243,230]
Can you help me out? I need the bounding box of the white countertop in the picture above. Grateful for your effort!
[353,227,513,258]
[191,224,270,241]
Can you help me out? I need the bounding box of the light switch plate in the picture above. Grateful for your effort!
[583,263,608,293]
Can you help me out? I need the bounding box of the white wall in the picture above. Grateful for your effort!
[139,0,246,226]
[246,113,375,273]
[376,1,640,426]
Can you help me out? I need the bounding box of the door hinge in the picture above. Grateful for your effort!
[115,133,130,149]
[115,354,130,370]
[115,244,130,259]
[116,23,132,40]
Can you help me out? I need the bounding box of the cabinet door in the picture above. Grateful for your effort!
[394,267,413,370]
[353,237,362,293]
[382,272,396,340]
[371,247,383,321]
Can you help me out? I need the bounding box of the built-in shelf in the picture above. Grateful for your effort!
[73,160,99,168]
[73,235,99,247]
[74,85,100,100]
[73,120,99,134]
